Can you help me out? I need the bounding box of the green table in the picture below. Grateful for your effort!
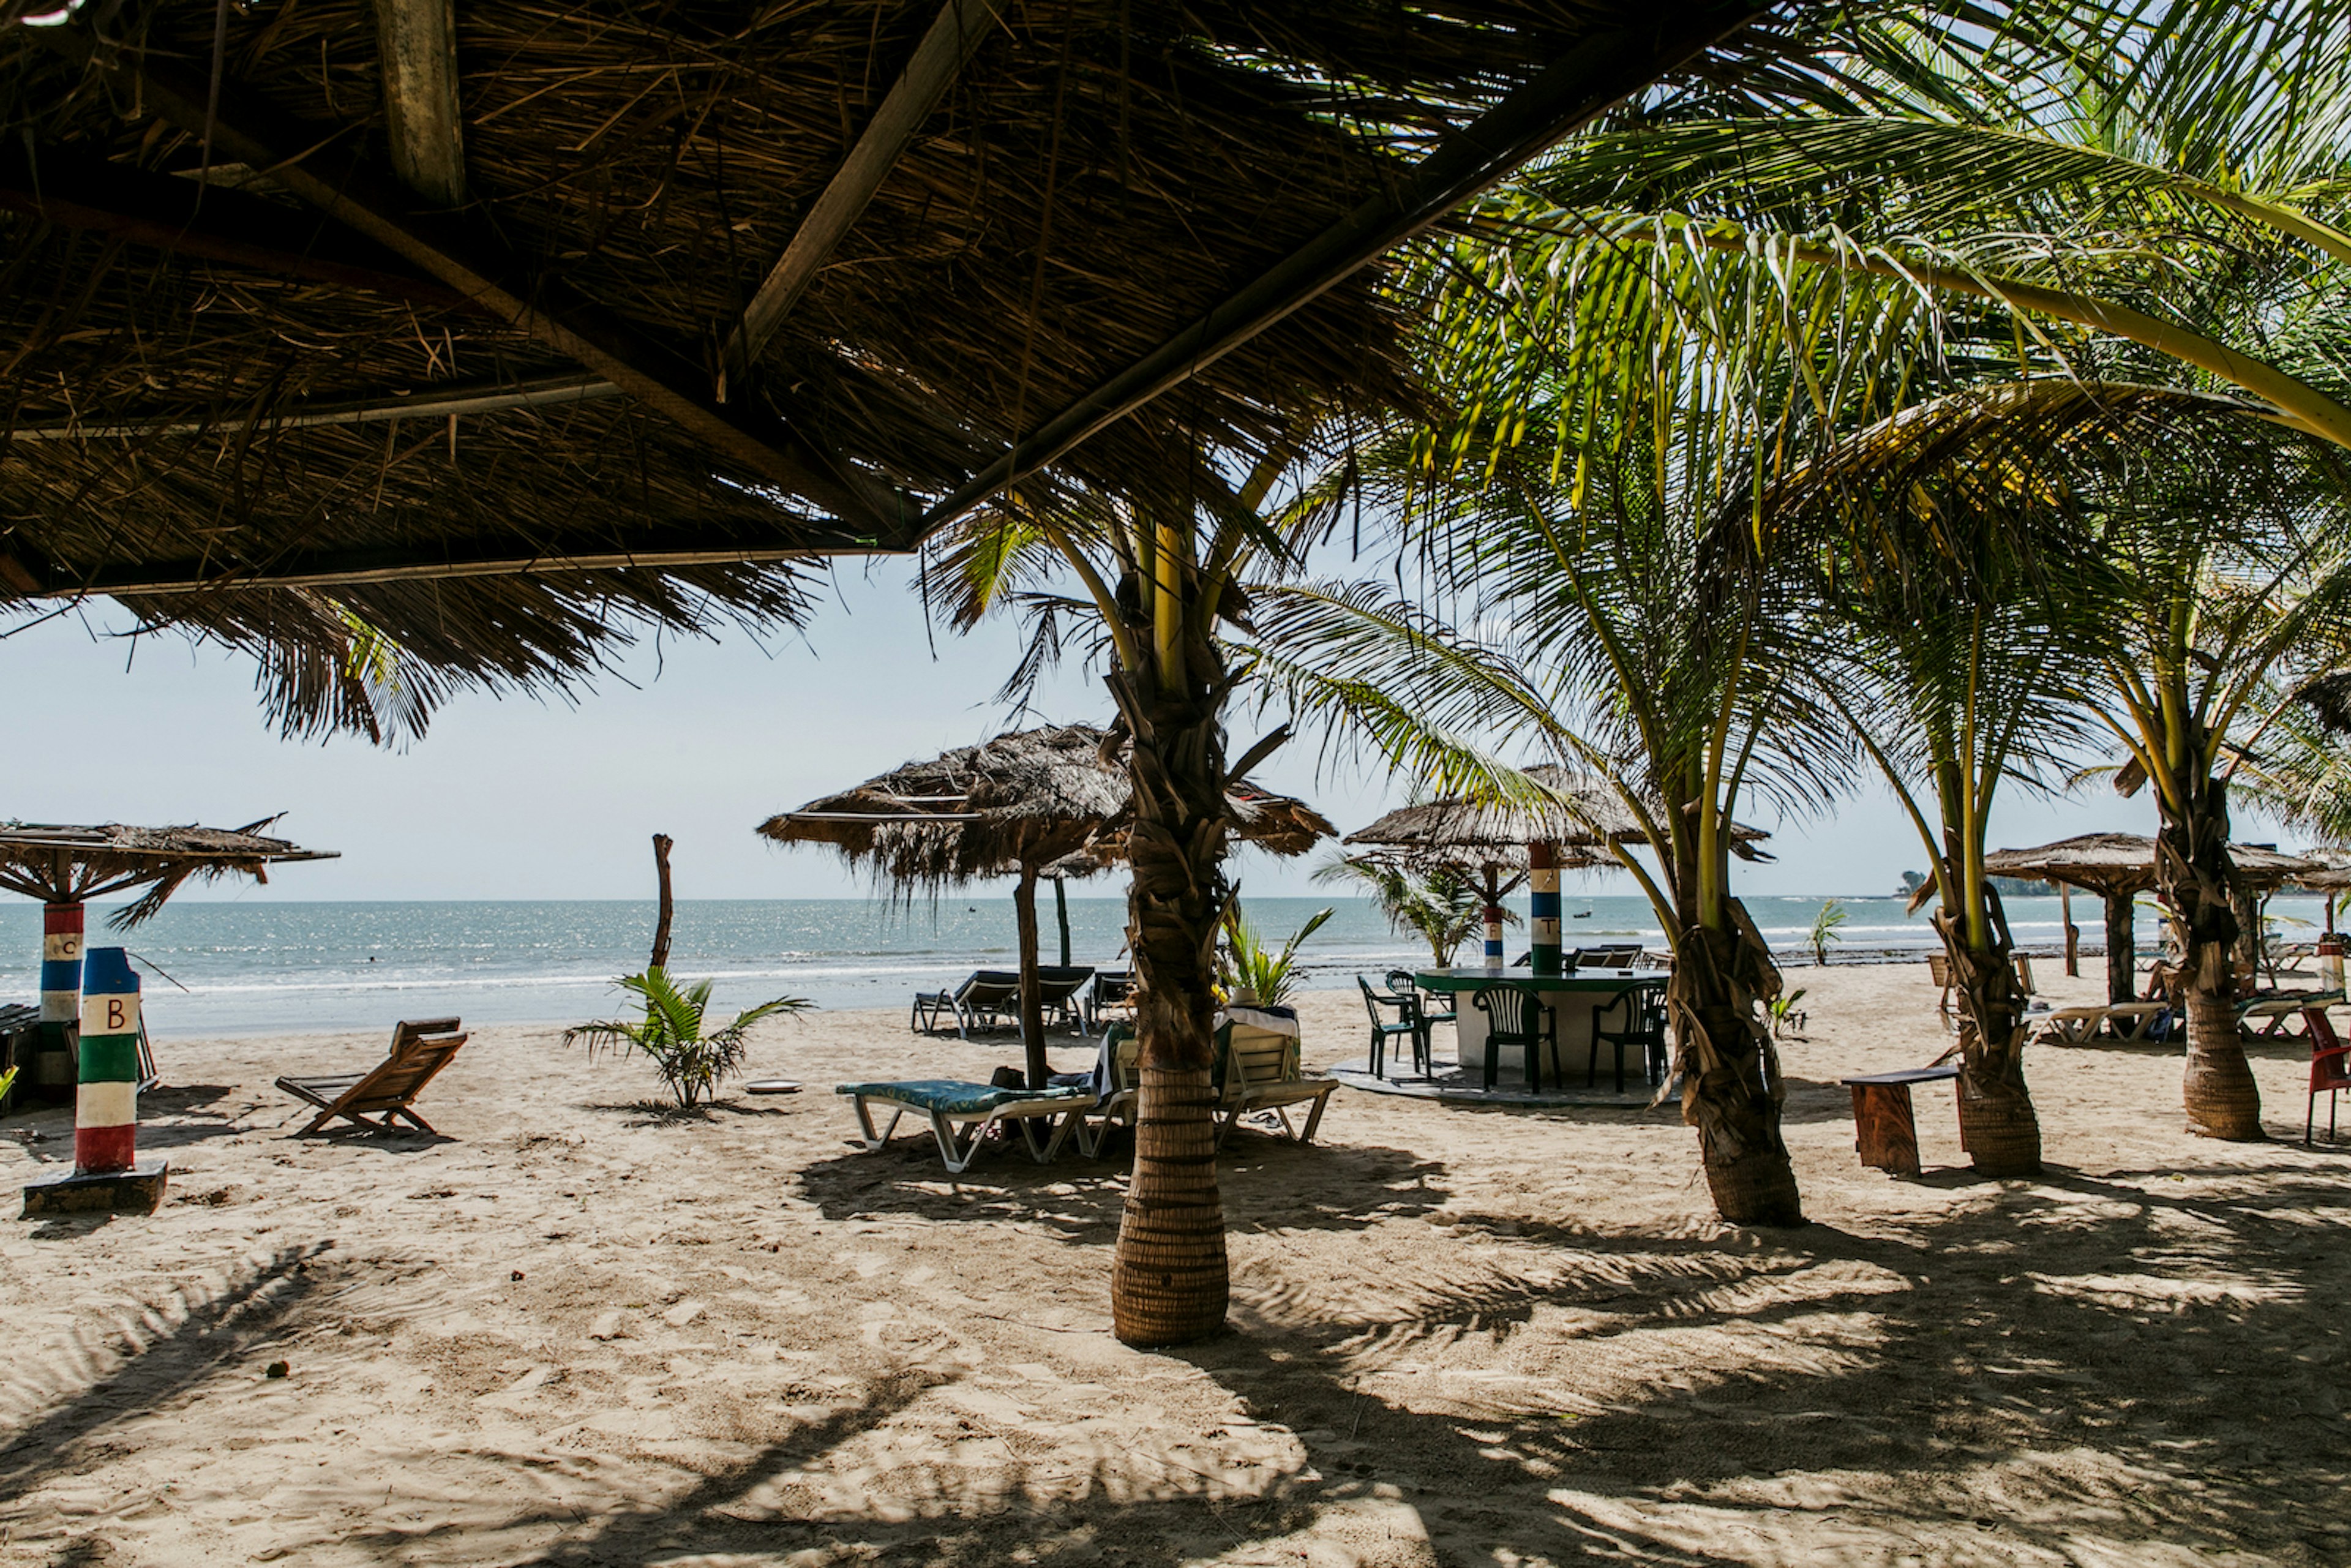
[1411,968,1667,1087]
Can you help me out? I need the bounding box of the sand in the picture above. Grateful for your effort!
[1,960,2345,1567]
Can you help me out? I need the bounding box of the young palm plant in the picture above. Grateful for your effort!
[1313,854,1492,967]
[565,969,806,1109]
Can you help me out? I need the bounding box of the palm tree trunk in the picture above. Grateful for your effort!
[1106,663,1230,1346]
[1669,898,1802,1225]
[1933,912,2042,1177]
[1013,865,1049,1090]
[2157,768,2262,1139]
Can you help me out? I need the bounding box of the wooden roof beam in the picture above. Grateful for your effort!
[40,28,914,547]
[6,373,621,440]
[0,520,894,601]
[0,141,471,309]
[370,0,468,206]
[719,0,1000,391]
[919,2,1771,535]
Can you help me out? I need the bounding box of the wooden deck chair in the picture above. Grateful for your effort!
[1215,1020,1338,1148]
[277,1018,467,1135]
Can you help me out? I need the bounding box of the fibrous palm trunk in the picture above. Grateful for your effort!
[1669,898,1803,1225]
[1105,661,1231,1346]
[1933,909,2042,1177]
[2157,766,2262,1139]
[1013,865,1049,1090]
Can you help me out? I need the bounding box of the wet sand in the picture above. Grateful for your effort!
[1,960,2345,1566]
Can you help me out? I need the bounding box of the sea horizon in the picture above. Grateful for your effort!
[0,892,2325,1039]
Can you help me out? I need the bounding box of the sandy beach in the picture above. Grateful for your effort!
[2,960,2345,1566]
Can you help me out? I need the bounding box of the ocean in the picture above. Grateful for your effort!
[0,892,2329,1038]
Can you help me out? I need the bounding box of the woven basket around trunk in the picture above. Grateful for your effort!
[1957,1091,2043,1177]
[1703,1145,1805,1226]
[1112,1064,1230,1346]
[2183,993,2265,1140]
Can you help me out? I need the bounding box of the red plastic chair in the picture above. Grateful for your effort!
[2298,1007,2351,1144]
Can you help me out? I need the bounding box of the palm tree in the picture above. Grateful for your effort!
[1474,0,2351,1141]
[1256,231,1916,1225]
[1786,388,2115,1172]
[1313,855,1491,967]
[1784,383,2351,1139]
[923,433,1337,1345]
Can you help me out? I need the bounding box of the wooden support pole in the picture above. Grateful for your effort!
[1052,874,1071,969]
[2061,884,2080,977]
[2104,887,2137,1005]
[370,0,468,206]
[650,835,675,972]
[1014,866,1048,1089]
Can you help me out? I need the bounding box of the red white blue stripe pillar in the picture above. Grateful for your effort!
[1529,841,1562,977]
[33,902,83,1103]
[75,947,141,1174]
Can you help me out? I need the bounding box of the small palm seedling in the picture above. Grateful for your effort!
[566,968,806,1108]
[1809,901,1849,967]
[1219,902,1333,1008]
[1768,989,1809,1039]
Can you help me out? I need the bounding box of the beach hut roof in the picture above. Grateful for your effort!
[1344,766,1773,866]
[1983,833,2324,895]
[0,2,1803,733]
[0,816,337,926]
[758,722,1332,887]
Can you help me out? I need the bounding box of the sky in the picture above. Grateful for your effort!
[0,554,2257,907]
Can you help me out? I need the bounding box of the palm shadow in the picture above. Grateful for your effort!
[795,1133,1451,1242]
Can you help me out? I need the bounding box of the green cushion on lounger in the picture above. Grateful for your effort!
[834,1079,1085,1116]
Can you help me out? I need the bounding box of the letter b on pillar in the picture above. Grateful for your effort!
[75,947,142,1176]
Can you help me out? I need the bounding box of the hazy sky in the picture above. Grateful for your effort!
[2,555,2236,907]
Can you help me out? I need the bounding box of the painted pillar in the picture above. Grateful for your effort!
[1481,868,1504,968]
[1529,841,1562,978]
[75,947,141,1174]
[32,902,83,1103]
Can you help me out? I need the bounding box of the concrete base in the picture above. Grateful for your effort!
[21,1157,168,1218]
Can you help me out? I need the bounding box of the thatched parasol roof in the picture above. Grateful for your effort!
[759,722,1330,886]
[0,816,337,926]
[1983,833,2324,896]
[1344,765,1772,869]
[0,2,1814,734]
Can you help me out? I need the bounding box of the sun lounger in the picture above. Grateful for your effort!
[910,971,1021,1037]
[836,1079,1087,1172]
[910,967,1095,1037]
[277,1018,467,1135]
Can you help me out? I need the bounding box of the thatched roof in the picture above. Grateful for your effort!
[1983,833,2324,896]
[0,1,1812,733]
[0,816,336,926]
[1344,765,1773,868]
[759,722,1330,885]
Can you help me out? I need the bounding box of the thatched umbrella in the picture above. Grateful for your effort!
[759,724,1332,1086]
[0,817,336,1103]
[1982,833,2322,1003]
[1343,765,1771,964]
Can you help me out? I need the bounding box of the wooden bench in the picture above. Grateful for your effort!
[1840,1065,1962,1177]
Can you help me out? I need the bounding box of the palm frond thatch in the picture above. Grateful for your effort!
[757,722,1330,888]
[0,816,337,926]
[1982,832,2322,896]
[1343,764,1773,869]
